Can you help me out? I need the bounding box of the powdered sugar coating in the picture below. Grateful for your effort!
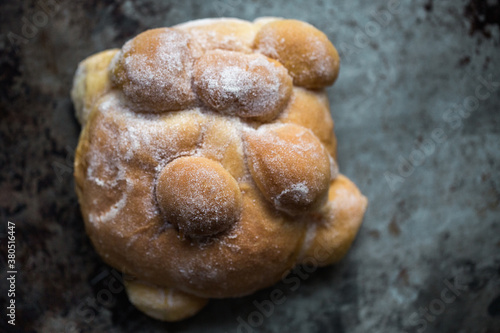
[175,18,257,53]
[156,156,242,237]
[110,28,199,112]
[75,92,306,297]
[72,17,367,310]
[245,123,331,215]
[193,50,292,119]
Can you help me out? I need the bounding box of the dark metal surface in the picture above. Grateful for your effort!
[0,0,499,332]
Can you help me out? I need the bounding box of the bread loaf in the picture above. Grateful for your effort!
[71,17,367,321]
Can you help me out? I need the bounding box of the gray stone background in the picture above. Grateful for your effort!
[0,0,499,332]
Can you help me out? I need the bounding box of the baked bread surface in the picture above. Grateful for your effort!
[72,17,367,321]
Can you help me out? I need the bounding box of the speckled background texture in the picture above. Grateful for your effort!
[0,0,499,332]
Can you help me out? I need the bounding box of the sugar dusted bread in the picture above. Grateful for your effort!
[71,17,367,321]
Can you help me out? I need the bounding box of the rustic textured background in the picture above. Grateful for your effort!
[1,0,499,332]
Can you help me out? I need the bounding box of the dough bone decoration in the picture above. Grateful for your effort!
[71,17,367,321]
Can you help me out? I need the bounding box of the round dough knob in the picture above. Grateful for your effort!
[245,124,331,215]
[193,50,292,120]
[123,279,208,321]
[156,156,242,237]
[254,20,340,88]
[110,28,199,112]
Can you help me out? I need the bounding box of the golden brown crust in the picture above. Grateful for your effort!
[156,156,242,237]
[298,175,368,266]
[71,49,119,126]
[245,123,332,215]
[74,94,306,298]
[193,50,292,121]
[123,279,209,321]
[198,114,246,180]
[110,28,199,112]
[254,19,340,88]
[72,17,366,321]
[279,87,337,158]
[175,18,258,53]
